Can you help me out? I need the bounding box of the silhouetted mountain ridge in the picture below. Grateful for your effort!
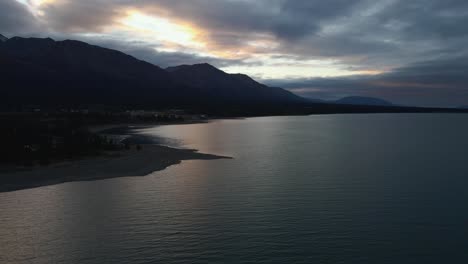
[0,37,183,107]
[0,36,306,108]
[166,63,305,103]
[2,37,171,81]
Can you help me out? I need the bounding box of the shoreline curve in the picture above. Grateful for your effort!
[0,144,231,193]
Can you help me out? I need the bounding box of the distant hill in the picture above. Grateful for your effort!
[334,96,393,106]
[0,36,304,109]
[0,34,7,42]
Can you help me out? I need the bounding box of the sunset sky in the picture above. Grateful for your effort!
[2,0,468,106]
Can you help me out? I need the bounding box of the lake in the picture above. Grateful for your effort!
[1,114,468,263]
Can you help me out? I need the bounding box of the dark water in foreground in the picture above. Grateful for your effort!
[1,114,468,263]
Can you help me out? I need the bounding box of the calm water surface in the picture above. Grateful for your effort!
[1,114,468,263]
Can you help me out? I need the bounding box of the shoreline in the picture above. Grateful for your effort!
[88,119,215,134]
[0,121,232,193]
[0,144,231,193]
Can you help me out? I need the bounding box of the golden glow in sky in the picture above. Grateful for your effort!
[16,0,52,6]
[116,11,385,78]
[14,0,386,79]
[121,11,202,50]
[15,0,55,16]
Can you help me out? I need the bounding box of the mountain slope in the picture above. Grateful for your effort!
[0,37,182,107]
[0,36,305,108]
[2,37,171,80]
[167,63,305,104]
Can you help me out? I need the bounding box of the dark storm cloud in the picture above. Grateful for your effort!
[14,0,366,49]
[0,0,40,36]
[269,0,468,65]
[3,0,468,54]
[5,0,468,61]
[376,0,468,40]
[39,0,124,33]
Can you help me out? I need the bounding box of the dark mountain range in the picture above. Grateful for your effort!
[0,36,305,109]
[0,34,7,42]
[334,96,393,106]
[1,35,466,115]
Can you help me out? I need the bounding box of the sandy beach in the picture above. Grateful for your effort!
[0,144,230,193]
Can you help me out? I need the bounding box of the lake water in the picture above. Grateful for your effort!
[1,114,468,263]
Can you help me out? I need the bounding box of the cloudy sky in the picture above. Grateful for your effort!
[2,0,468,106]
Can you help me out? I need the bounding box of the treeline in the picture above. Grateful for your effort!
[0,113,119,166]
